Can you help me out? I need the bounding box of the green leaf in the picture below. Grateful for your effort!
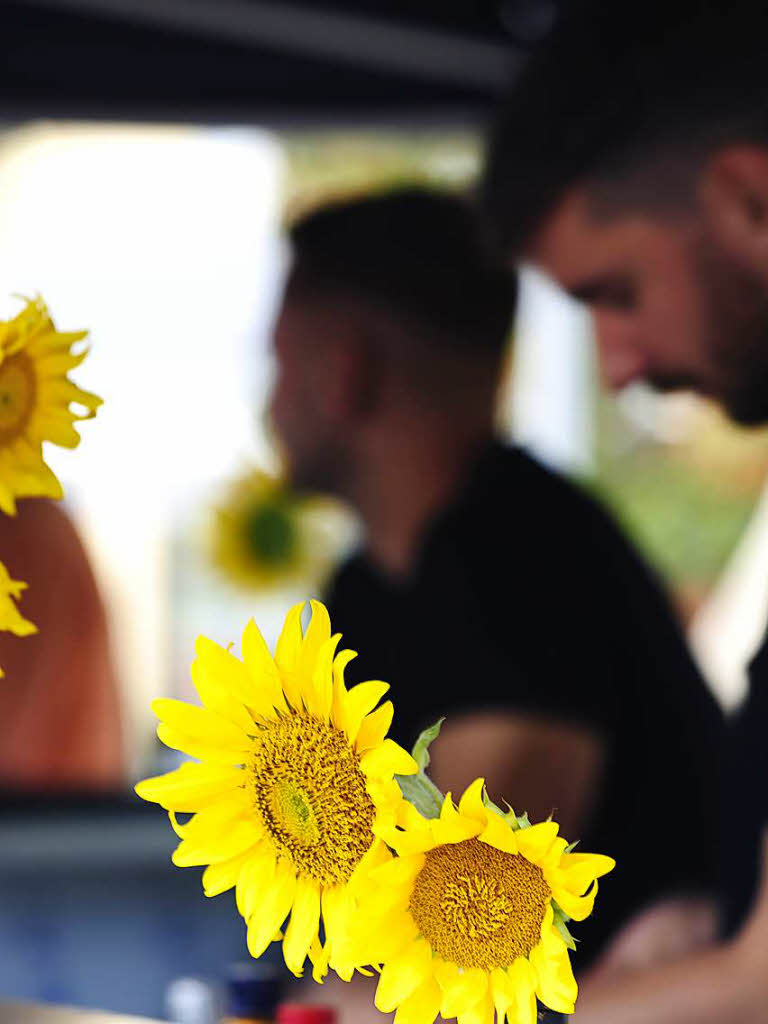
[411,718,445,773]
[395,772,443,820]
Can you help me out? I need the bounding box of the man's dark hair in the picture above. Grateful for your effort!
[287,186,515,354]
[481,0,768,255]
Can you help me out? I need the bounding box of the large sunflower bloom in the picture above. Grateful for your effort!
[0,296,102,515]
[0,560,37,677]
[210,468,348,592]
[349,779,615,1024]
[136,600,416,978]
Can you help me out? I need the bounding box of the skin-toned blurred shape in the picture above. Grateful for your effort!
[482,0,768,1018]
[0,500,123,789]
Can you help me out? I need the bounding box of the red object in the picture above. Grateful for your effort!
[276,1005,336,1024]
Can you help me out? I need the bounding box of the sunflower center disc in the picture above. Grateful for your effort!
[248,711,375,885]
[268,779,321,847]
[409,838,551,970]
[0,353,36,443]
[245,503,296,565]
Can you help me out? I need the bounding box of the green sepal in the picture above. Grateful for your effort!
[552,901,577,951]
[395,719,446,820]
[411,717,444,773]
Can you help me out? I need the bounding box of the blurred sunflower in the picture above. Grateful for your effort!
[349,778,615,1024]
[136,600,416,979]
[210,469,350,592]
[0,560,37,677]
[0,296,102,515]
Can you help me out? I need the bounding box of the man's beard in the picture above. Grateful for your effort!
[693,234,768,426]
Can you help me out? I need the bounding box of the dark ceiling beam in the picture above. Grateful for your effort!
[13,0,521,89]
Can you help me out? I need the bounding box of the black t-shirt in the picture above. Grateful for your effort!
[326,442,725,969]
[723,633,768,935]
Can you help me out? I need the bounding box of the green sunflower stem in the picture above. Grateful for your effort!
[395,718,446,820]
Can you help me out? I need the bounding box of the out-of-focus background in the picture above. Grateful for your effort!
[2,1,768,1018]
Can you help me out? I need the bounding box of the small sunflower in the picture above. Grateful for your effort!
[0,296,102,515]
[210,469,349,593]
[136,600,416,979]
[0,560,37,677]
[348,778,615,1024]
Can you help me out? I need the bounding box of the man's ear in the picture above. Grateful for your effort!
[700,145,768,269]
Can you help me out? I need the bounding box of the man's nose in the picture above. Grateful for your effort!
[592,312,648,392]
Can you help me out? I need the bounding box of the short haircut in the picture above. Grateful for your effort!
[286,187,516,355]
[481,0,768,255]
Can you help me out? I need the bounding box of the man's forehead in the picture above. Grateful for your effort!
[525,188,611,279]
[525,187,682,290]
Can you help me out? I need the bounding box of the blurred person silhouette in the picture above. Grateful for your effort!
[0,498,123,790]
[482,0,768,1018]
[269,186,724,973]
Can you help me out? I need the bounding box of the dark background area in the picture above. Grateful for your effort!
[1,0,563,121]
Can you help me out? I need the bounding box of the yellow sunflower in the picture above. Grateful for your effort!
[135,600,416,979]
[0,560,37,677]
[210,468,349,592]
[348,778,615,1024]
[0,295,102,515]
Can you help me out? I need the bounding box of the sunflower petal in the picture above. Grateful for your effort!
[458,987,494,1024]
[202,847,254,897]
[135,761,243,812]
[490,968,514,1024]
[297,600,332,678]
[247,858,297,958]
[330,648,356,729]
[458,778,488,824]
[478,808,518,854]
[440,967,487,1019]
[375,938,433,1013]
[152,698,251,750]
[283,875,321,976]
[237,847,277,920]
[241,618,287,714]
[557,852,616,893]
[356,700,394,752]
[508,958,538,1024]
[156,724,247,765]
[515,821,560,862]
[553,879,600,921]
[342,680,390,744]
[275,602,305,675]
[530,930,578,1015]
[190,657,255,734]
[360,739,417,779]
[394,976,442,1024]
[433,795,483,845]
[306,633,341,719]
[172,816,263,867]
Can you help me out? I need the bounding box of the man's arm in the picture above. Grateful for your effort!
[572,832,768,1024]
[573,931,752,1024]
[428,710,604,837]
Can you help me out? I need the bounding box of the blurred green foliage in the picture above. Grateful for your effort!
[590,394,768,604]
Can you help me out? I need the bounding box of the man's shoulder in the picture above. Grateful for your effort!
[457,443,639,563]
